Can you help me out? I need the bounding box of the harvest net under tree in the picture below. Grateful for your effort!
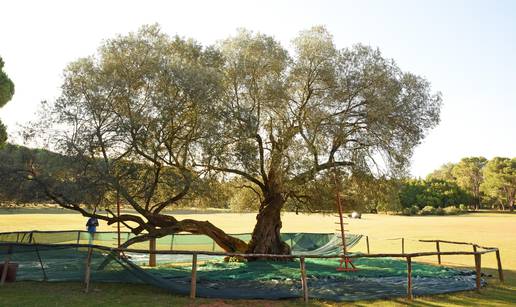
[0,231,482,301]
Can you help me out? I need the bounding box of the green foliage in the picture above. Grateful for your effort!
[228,185,261,212]
[481,157,516,211]
[426,163,455,181]
[0,56,15,147]
[0,57,14,108]
[0,144,103,205]
[452,157,487,209]
[0,121,6,148]
[399,178,472,210]
[419,205,436,215]
[207,25,441,214]
[434,207,445,215]
[444,206,461,215]
[401,205,420,216]
[283,170,402,214]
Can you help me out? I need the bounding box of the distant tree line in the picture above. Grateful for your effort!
[1,145,514,214]
[425,157,515,211]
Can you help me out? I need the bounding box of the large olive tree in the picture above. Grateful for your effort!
[23,25,441,256]
[203,27,441,255]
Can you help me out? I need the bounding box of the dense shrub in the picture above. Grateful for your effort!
[398,179,473,210]
[402,205,420,216]
[444,206,461,215]
[419,205,436,215]
[435,207,445,215]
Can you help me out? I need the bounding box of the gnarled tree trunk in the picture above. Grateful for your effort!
[246,190,291,258]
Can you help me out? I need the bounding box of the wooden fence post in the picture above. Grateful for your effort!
[299,257,309,303]
[436,241,442,265]
[366,236,370,254]
[406,256,413,301]
[402,238,405,254]
[149,238,156,267]
[84,247,93,293]
[190,253,198,299]
[495,249,504,283]
[474,253,482,292]
[0,245,13,286]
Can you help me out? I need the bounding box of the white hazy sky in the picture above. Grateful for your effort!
[1,0,515,177]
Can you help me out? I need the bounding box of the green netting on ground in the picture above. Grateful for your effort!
[0,231,482,301]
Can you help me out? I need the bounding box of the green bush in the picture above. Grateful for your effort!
[444,206,462,215]
[401,205,420,216]
[459,204,468,211]
[419,205,436,215]
[435,207,445,215]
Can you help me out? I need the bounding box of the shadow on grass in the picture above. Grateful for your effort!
[347,268,516,307]
[0,268,514,307]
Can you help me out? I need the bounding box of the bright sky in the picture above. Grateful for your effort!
[1,0,515,177]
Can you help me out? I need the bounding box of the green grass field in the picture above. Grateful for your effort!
[1,210,515,306]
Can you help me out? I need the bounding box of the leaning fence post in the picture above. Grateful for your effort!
[406,256,413,300]
[1,245,13,286]
[34,244,48,281]
[436,241,442,264]
[299,257,309,303]
[84,246,93,293]
[366,236,370,254]
[190,253,198,299]
[495,249,504,283]
[474,253,482,292]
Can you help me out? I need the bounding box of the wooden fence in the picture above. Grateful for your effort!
[0,239,504,302]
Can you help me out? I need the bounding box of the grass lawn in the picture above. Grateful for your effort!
[0,210,515,306]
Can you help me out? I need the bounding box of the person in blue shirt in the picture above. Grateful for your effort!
[86,216,99,245]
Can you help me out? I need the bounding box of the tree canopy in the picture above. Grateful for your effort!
[452,157,487,210]
[0,56,15,147]
[481,157,516,211]
[17,25,442,256]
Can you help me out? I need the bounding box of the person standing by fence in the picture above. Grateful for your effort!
[86,216,99,245]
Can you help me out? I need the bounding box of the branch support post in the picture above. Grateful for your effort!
[406,256,413,300]
[299,257,309,302]
[84,246,93,293]
[190,253,198,299]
